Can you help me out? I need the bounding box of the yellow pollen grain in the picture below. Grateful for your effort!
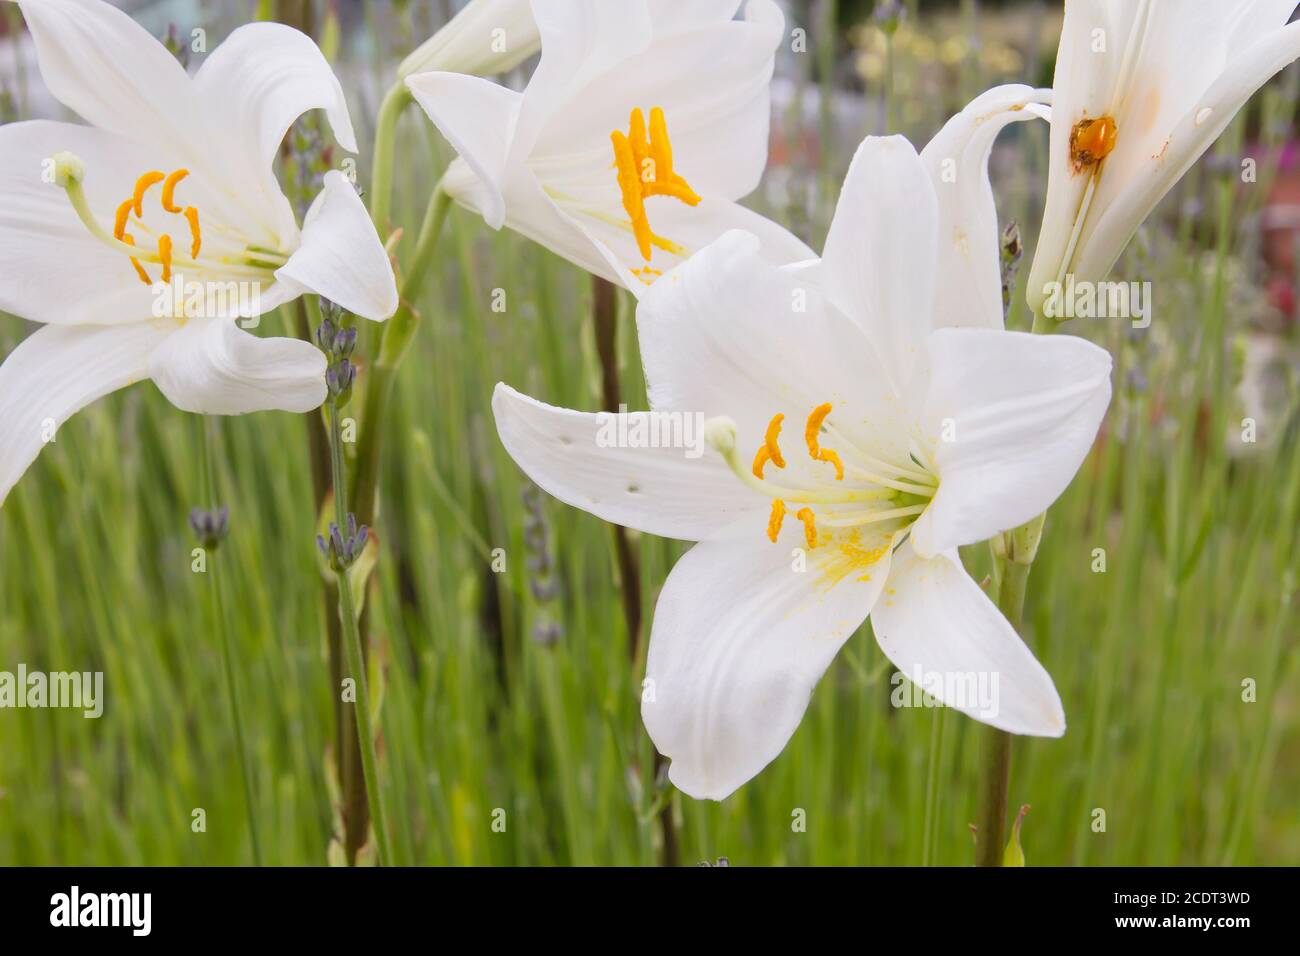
[121,234,151,285]
[113,199,133,241]
[763,413,786,469]
[795,507,818,549]
[131,170,166,217]
[183,206,202,258]
[766,499,786,543]
[158,234,173,283]
[161,168,189,213]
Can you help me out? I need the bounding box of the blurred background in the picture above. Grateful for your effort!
[0,0,1296,865]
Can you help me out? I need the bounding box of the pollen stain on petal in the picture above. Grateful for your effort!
[816,530,889,588]
[1069,115,1118,174]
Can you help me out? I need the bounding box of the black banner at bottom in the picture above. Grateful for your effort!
[0,866,1281,941]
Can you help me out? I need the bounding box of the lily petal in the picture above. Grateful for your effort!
[1078,17,1300,284]
[920,84,1049,331]
[636,230,910,463]
[820,135,938,394]
[871,544,1066,737]
[274,171,398,322]
[910,328,1112,557]
[147,318,326,415]
[644,533,889,800]
[0,321,170,505]
[406,71,521,230]
[193,21,356,242]
[15,0,201,147]
[492,382,760,541]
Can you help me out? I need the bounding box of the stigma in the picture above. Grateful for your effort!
[610,107,701,264]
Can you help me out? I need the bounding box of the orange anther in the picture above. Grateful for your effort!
[766,499,786,543]
[157,234,173,283]
[763,413,786,469]
[795,507,818,549]
[162,169,189,213]
[131,170,166,217]
[610,107,700,263]
[183,206,201,258]
[113,199,133,241]
[1069,115,1118,173]
[804,403,843,479]
[121,234,151,285]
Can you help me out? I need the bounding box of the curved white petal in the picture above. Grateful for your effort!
[147,318,326,415]
[492,382,760,541]
[909,328,1112,557]
[920,84,1049,331]
[871,544,1066,737]
[565,194,815,295]
[510,0,654,162]
[398,0,541,78]
[644,533,888,800]
[820,135,938,394]
[193,21,354,242]
[636,230,912,465]
[406,71,521,230]
[0,120,176,325]
[14,0,201,146]
[0,321,171,506]
[274,171,398,322]
[1075,18,1300,285]
[530,0,784,201]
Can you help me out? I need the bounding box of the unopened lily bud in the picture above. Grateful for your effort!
[398,0,540,79]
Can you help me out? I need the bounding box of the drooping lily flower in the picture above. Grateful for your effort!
[1027,0,1300,316]
[405,0,813,294]
[492,107,1113,799]
[397,0,541,79]
[0,0,397,505]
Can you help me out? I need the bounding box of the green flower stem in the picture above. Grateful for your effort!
[351,183,452,527]
[327,397,391,867]
[201,416,262,866]
[975,555,1029,867]
[369,82,413,236]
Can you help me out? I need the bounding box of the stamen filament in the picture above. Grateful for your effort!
[717,438,895,505]
[842,463,938,497]
[823,421,937,485]
[818,504,928,529]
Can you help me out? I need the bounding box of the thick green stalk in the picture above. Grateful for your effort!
[370,83,413,236]
[352,184,452,527]
[328,399,391,867]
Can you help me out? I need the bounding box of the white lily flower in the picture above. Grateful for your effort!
[405,0,813,294]
[1027,0,1300,315]
[491,95,1113,800]
[398,0,541,79]
[0,0,398,505]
